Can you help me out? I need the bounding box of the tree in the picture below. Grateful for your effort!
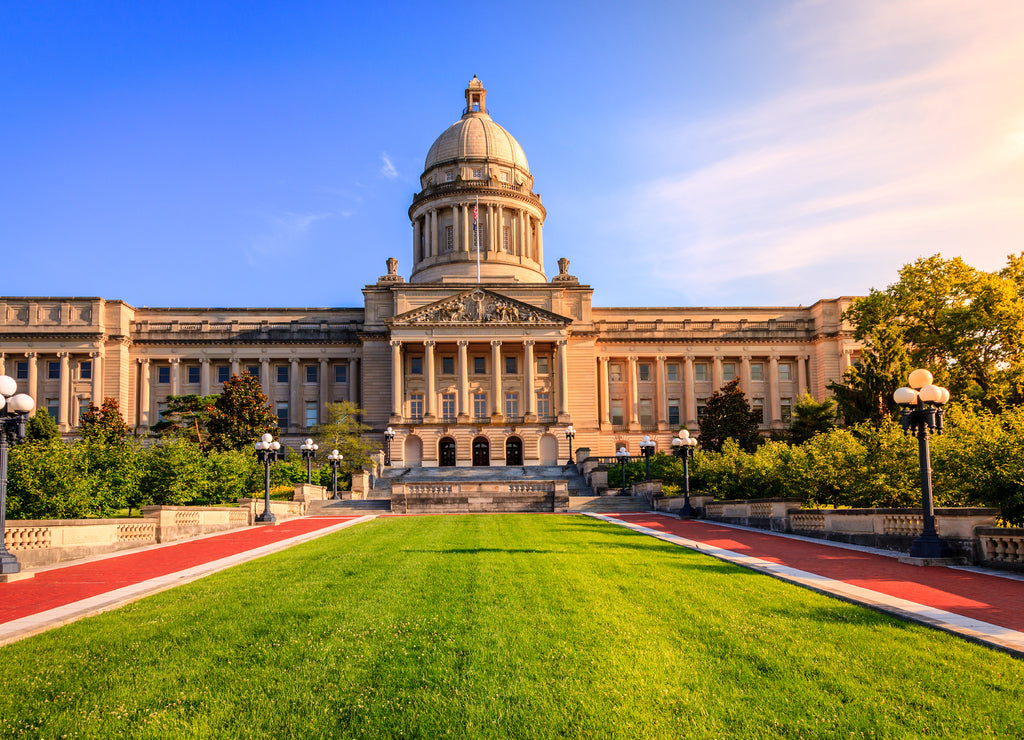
[789,392,838,444]
[205,372,277,452]
[25,409,59,442]
[151,394,218,445]
[697,379,762,452]
[313,402,377,484]
[78,398,130,444]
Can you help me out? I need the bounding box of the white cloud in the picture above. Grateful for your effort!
[246,210,332,265]
[379,152,398,179]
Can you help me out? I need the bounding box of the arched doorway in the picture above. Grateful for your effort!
[505,436,523,466]
[404,435,423,467]
[439,437,457,467]
[539,434,559,465]
[472,436,490,466]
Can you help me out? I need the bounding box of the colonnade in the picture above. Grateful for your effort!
[0,349,103,431]
[413,203,542,264]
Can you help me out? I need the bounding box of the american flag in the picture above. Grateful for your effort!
[473,203,478,228]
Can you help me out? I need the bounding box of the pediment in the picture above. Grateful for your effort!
[389,289,571,327]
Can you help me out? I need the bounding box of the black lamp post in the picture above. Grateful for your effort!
[254,432,281,523]
[616,446,629,495]
[300,438,319,484]
[383,426,395,466]
[639,435,655,481]
[893,369,952,559]
[1,376,35,576]
[671,429,698,518]
[565,425,576,465]
[328,449,343,499]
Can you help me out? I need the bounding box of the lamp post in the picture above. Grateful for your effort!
[616,446,629,495]
[671,429,699,518]
[328,449,343,500]
[893,369,952,559]
[639,435,656,481]
[254,432,281,523]
[300,438,319,484]
[383,426,395,466]
[565,425,576,465]
[1,376,35,576]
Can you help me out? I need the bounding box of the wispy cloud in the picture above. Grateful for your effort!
[246,210,332,264]
[379,152,398,178]
[625,0,1024,304]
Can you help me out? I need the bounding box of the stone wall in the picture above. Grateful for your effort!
[390,480,568,514]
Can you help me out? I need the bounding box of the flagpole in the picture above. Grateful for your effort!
[475,196,480,283]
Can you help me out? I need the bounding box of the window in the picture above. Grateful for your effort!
[246,365,260,380]
[80,361,92,380]
[157,402,168,422]
[48,361,61,379]
[441,356,454,375]
[187,366,200,385]
[668,400,680,427]
[306,365,318,384]
[752,398,766,425]
[696,399,708,422]
[781,398,793,423]
[779,362,792,381]
[410,357,422,375]
[46,399,59,420]
[335,364,348,383]
[609,363,622,382]
[472,168,483,179]
[638,364,651,382]
[505,392,519,418]
[667,364,679,381]
[78,399,91,422]
[276,401,289,428]
[536,356,549,374]
[477,223,488,248]
[277,365,289,383]
[505,356,517,374]
[217,365,230,384]
[750,362,764,381]
[473,357,486,375]
[694,363,708,382]
[502,226,510,252]
[536,392,550,418]
[500,172,508,182]
[639,399,654,428]
[473,392,487,419]
[409,393,424,420]
[305,401,318,428]
[442,393,456,421]
[611,400,624,426]
[723,362,736,382]
[16,361,28,380]
[445,171,455,183]
[158,366,170,384]
[445,225,453,252]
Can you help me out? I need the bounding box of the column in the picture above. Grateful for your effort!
[769,355,781,427]
[430,210,438,258]
[57,351,70,429]
[740,355,752,396]
[413,219,421,261]
[598,356,610,426]
[200,358,211,396]
[0,353,5,377]
[712,355,723,391]
[556,339,570,420]
[524,340,536,421]
[170,357,181,396]
[841,348,852,373]
[138,358,151,429]
[91,351,103,406]
[230,356,240,378]
[496,205,504,250]
[457,340,469,421]
[319,358,330,423]
[290,357,300,431]
[462,204,471,252]
[627,355,639,429]
[26,352,38,406]
[490,340,503,419]
[260,356,271,398]
[519,210,527,257]
[348,359,358,404]
[683,356,697,427]
[391,340,403,419]
[536,219,543,265]
[655,355,667,430]
[798,355,808,398]
[489,206,496,251]
[423,340,436,421]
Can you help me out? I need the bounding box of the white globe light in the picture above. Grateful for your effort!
[688,437,698,447]
[312,443,319,450]
[0,396,5,412]
[333,449,339,456]
[908,369,933,389]
[893,387,919,406]
[0,375,16,397]
[255,441,264,450]
[8,394,34,413]
[919,384,942,404]
[271,441,281,450]
[305,438,313,446]
[672,437,681,447]
[261,432,274,444]
[938,387,951,404]
[678,429,689,440]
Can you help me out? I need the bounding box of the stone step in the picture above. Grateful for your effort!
[567,496,650,513]
[307,499,392,516]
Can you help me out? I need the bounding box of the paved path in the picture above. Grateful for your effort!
[0,516,370,646]
[596,513,1024,658]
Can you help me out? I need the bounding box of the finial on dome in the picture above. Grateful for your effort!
[465,76,487,115]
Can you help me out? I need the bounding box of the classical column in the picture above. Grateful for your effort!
[769,355,781,428]
[683,356,697,427]
[798,355,808,398]
[841,348,852,373]
[524,340,537,421]
[26,352,38,405]
[319,358,330,423]
[57,351,70,430]
[452,204,460,252]
[490,340,503,419]
[740,355,752,396]
[430,210,438,258]
[489,205,497,252]
[712,354,723,391]
[519,210,527,257]
[598,356,610,427]
[348,359,358,404]
[536,220,544,265]
[556,339,570,421]
[260,356,271,398]
[0,353,5,376]
[655,355,667,430]
[462,204,471,252]
[90,350,103,406]
[200,358,211,396]
[496,205,504,250]
[423,340,436,421]
[230,356,240,378]
[138,358,151,429]
[457,340,470,421]
[627,355,639,429]
[289,357,300,431]
[391,340,403,419]
[413,219,421,261]
[170,357,181,396]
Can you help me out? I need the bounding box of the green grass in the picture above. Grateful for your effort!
[1,515,1022,739]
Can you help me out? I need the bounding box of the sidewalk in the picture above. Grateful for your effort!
[0,515,371,646]
[596,513,1024,658]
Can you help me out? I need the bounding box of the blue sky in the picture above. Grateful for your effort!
[3,1,1023,309]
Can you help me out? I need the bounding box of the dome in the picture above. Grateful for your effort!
[424,115,529,172]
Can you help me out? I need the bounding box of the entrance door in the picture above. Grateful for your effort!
[472,436,490,466]
[505,436,523,466]
[439,437,457,467]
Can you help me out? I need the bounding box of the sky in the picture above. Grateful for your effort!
[2,0,1023,309]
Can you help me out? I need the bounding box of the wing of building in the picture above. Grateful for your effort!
[0,77,861,465]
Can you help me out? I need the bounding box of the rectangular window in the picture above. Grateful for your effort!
[505,392,519,418]
[611,399,624,426]
[276,401,289,428]
[157,402,168,422]
[504,356,517,374]
[752,398,766,425]
[16,361,28,380]
[306,365,318,384]
[502,226,510,252]
[217,365,230,384]
[445,171,455,183]
[536,356,549,374]
[187,366,200,385]
[609,363,622,382]
[781,398,793,423]
[445,225,454,252]
[473,392,487,419]
[277,365,289,383]
[305,401,318,428]
[668,400,680,427]
[80,361,92,380]
[667,364,679,382]
[536,392,550,418]
[335,364,348,383]
[779,363,792,381]
[697,399,708,422]
[473,356,486,375]
[723,362,736,382]
[409,393,423,420]
[410,357,422,375]
[46,399,59,420]
[442,393,456,421]
[441,356,454,375]
[694,363,708,382]
[78,399,91,423]
[639,399,654,428]
[48,361,61,380]
[158,366,170,384]
[246,365,260,381]
[750,362,764,381]
[638,364,651,382]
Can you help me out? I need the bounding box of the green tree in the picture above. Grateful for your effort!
[697,379,762,452]
[205,372,277,452]
[313,401,377,484]
[789,392,838,444]
[139,437,211,506]
[151,394,218,445]
[25,409,59,442]
[78,398,130,444]
[6,440,92,519]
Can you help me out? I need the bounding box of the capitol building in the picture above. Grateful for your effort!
[0,77,859,467]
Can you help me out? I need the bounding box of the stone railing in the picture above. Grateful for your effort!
[239,498,306,522]
[141,505,253,543]
[391,479,568,514]
[5,518,160,568]
[977,527,1024,570]
[292,483,330,503]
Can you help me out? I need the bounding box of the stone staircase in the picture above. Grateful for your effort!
[567,496,651,513]
[378,465,593,494]
[306,499,392,516]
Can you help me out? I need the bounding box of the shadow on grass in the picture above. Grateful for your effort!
[401,548,562,555]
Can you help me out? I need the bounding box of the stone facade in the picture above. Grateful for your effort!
[0,78,860,466]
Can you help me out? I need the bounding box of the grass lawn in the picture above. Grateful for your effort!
[1,514,1022,739]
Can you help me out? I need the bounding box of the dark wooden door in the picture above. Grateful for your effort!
[505,437,523,466]
[439,437,457,467]
[472,437,489,466]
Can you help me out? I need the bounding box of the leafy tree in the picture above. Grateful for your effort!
[25,409,59,442]
[151,394,218,445]
[78,398,130,444]
[789,392,838,444]
[313,402,377,482]
[205,372,277,452]
[139,437,211,506]
[697,379,762,452]
[6,440,92,519]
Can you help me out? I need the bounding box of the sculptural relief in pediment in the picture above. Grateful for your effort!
[391,289,570,327]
